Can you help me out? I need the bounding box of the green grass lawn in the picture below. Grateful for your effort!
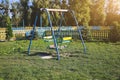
[0,40,120,80]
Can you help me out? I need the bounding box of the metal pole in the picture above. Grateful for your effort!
[71,10,86,53]
[28,14,38,55]
[44,8,60,60]
[23,19,25,28]
[40,14,42,27]
[58,12,63,36]
[41,8,68,12]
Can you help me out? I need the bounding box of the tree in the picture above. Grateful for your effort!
[20,0,30,26]
[69,0,91,27]
[49,0,61,26]
[1,0,11,17]
[26,0,33,26]
[109,21,120,42]
[11,2,23,27]
[31,0,49,26]
[105,0,120,25]
[27,7,32,26]
[32,0,61,26]
[61,0,68,9]
[90,0,106,26]
[0,0,9,27]
[5,16,13,40]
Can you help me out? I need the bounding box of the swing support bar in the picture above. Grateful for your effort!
[40,8,68,12]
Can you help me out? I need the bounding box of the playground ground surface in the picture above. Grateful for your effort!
[0,40,120,80]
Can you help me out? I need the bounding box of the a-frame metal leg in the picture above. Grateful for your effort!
[45,9,60,60]
[28,15,38,55]
[71,10,87,53]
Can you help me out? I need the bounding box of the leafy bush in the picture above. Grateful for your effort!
[5,16,13,41]
[80,28,93,41]
[15,34,25,40]
[109,21,120,42]
[25,30,39,40]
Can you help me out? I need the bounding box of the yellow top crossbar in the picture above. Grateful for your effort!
[40,8,69,12]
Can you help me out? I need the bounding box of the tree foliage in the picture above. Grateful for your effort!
[90,0,106,26]
[5,16,13,40]
[11,2,23,27]
[105,0,120,25]
[0,0,120,27]
[69,0,91,27]
[20,0,31,26]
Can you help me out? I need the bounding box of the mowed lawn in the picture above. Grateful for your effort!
[0,40,120,80]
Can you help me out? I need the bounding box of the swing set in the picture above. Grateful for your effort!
[28,8,86,60]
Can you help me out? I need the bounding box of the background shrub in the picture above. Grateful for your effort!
[26,30,39,40]
[5,16,13,41]
[109,21,120,42]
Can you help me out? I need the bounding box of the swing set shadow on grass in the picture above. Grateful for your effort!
[22,49,80,59]
[22,51,55,59]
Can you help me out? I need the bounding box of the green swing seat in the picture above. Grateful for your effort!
[43,35,72,43]
[43,35,72,49]
[43,36,53,42]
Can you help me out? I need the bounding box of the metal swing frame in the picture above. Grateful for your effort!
[28,8,86,60]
